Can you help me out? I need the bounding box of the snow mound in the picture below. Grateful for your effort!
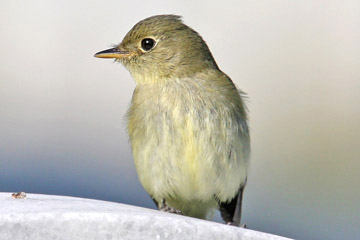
[0,192,291,240]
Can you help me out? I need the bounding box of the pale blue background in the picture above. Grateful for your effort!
[1,1,359,239]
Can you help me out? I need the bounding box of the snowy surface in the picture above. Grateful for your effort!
[0,192,291,240]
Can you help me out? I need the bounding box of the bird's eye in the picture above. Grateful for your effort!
[141,38,156,51]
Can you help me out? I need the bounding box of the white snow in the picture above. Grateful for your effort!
[0,192,292,240]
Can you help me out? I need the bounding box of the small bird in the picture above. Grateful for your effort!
[95,15,250,226]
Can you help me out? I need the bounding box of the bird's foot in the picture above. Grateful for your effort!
[240,224,247,228]
[160,205,183,215]
[226,222,247,228]
[159,199,183,215]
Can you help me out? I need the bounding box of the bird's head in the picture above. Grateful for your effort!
[95,15,218,84]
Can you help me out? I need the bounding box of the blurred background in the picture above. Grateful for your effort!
[1,0,359,239]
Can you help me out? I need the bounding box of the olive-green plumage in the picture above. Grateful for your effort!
[95,15,250,225]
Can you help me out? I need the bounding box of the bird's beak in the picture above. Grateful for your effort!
[94,47,131,59]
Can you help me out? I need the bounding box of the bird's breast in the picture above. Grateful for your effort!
[127,79,249,203]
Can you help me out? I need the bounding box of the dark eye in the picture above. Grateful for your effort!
[141,38,155,51]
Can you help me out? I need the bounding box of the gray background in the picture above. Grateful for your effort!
[1,1,359,239]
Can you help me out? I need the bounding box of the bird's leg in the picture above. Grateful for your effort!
[151,197,159,208]
[159,199,183,215]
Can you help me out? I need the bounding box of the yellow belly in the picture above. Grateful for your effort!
[126,80,249,219]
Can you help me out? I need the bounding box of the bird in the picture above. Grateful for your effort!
[94,15,250,226]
